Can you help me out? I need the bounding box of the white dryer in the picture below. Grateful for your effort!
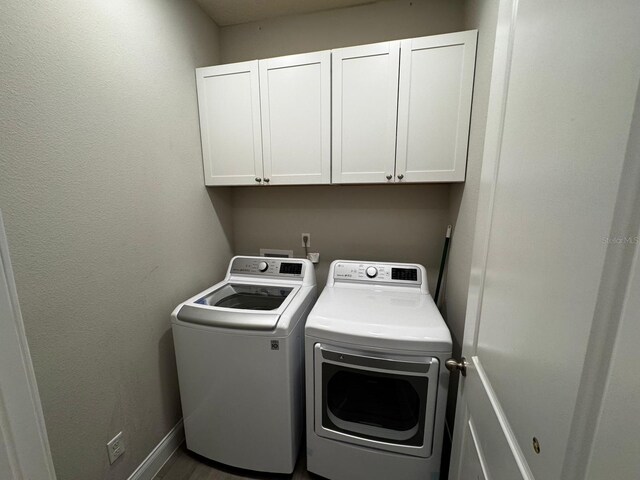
[172,256,316,474]
[305,260,452,480]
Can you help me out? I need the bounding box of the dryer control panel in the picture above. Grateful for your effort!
[333,261,422,286]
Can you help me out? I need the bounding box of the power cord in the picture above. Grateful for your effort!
[303,234,309,258]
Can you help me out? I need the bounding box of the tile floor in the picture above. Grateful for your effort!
[154,444,318,480]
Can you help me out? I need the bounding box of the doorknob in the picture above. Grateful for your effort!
[397,174,404,180]
[255,177,262,183]
[445,357,468,376]
[263,178,270,183]
[386,174,392,180]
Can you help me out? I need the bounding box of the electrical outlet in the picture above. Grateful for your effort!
[107,431,125,464]
[301,233,311,248]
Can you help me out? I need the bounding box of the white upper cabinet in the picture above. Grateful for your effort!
[194,30,477,186]
[196,61,263,186]
[259,52,331,185]
[396,30,477,182]
[332,42,401,184]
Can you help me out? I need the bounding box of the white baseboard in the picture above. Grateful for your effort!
[128,419,184,480]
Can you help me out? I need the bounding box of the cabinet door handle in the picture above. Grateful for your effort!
[263,178,270,183]
[397,174,404,180]
[255,177,262,183]
[386,175,392,180]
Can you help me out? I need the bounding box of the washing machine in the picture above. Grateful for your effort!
[171,256,316,474]
[305,260,452,480]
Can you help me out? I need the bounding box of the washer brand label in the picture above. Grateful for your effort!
[271,340,280,351]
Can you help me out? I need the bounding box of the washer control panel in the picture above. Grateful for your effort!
[333,262,422,285]
[230,257,305,277]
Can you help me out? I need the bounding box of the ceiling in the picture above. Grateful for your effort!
[195,0,377,26]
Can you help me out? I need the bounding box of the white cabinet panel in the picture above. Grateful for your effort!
[196,62,263,186]
[260,52,331,185]
[195,31,477,187]
[332,42,400,184]
[397,31,477,182]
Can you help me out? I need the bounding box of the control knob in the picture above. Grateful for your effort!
[366,266,378,278]
[258,261,269,272]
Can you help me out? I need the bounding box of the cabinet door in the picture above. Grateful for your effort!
[259,52,331,185]
[196,61,263,186]
[332,42,400,184]
[396,30,477,182]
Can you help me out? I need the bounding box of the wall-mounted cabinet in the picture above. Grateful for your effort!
[259,52,331,185]
[196,30,477,186]
[396,31,477,182]
[331,41,400,184]
[196,53,330,186]
[196,61,263,186]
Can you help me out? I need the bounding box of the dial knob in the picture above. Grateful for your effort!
[366,266,378,278]
[258,261,268,272]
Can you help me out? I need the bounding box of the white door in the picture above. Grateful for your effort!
[196,61,263,186]
[396,31,476,183]
[332,41,400,184]
[259,52,331,185]
[0,211,57,480]
[449,0,640,479]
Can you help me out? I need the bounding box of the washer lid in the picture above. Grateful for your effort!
[305,286,452,352]
[195,283,294,311]
[175,282,300,330]
[176,304,281,330]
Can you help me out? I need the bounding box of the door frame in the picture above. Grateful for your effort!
[0,210,57,480]
[448,1,525,476]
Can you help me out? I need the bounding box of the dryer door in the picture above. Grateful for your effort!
[314,343,439,458]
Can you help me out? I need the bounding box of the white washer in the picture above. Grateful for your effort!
[172,256,316,474]
[305,260,452,480]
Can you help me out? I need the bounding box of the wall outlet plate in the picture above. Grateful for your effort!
[301,233,311,247]
[107,431,125,464]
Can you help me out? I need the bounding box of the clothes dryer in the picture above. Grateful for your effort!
[305,260,451,480]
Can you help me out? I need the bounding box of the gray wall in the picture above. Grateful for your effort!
[232,185,450,291]
[221,0,465,291]
[220,0,465,63]
[0,1,231,479]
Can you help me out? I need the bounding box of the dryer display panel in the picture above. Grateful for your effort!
[391,267,418,281]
